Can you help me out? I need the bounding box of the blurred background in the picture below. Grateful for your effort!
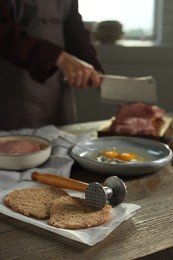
[74,0,173,123]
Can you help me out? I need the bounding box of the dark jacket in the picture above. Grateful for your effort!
[0,0,103,130]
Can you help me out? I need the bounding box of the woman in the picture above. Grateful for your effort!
[0,0,103,130]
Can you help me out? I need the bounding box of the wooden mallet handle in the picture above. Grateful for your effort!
[31,172,89,192]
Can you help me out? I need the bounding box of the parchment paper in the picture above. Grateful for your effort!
[0,181,140,246]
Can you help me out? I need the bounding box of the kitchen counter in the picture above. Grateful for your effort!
[1,120,173,260]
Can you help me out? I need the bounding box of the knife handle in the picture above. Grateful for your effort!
[31,172,89,192]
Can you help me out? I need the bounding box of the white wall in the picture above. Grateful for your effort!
[74,44,173,123]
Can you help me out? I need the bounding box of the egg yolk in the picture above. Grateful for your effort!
[117,152,137,161]
[101,150,119,158]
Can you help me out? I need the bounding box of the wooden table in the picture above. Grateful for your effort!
[1,121,173,260]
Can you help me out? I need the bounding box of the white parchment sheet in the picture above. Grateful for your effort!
[0,181,140,246]
[0,125,140,245]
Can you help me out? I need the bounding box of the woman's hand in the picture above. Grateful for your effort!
[56,51,101,88]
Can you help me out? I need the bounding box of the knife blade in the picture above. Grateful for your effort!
[100,75,157,105]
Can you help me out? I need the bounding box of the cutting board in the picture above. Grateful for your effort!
[97,116,173,143]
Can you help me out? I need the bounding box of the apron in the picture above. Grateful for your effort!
[0,0,76,130]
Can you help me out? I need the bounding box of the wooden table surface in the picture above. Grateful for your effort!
[1,121,173,260]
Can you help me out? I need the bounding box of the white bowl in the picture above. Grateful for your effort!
[71,136,173,176]
[0,135,52,170]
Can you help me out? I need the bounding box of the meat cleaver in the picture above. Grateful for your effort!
[100,75,157,105]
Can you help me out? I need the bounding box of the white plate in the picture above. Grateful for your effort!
[0,135,52,170]
[70,136,173,176]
